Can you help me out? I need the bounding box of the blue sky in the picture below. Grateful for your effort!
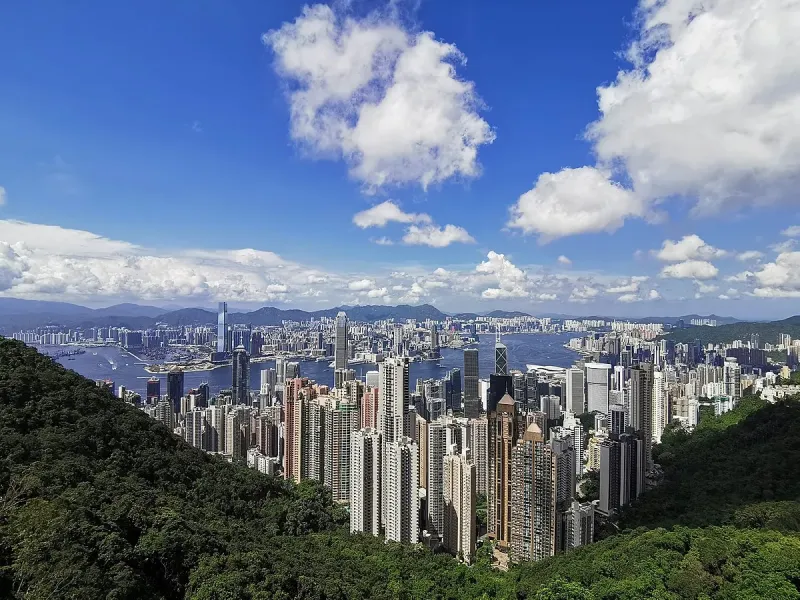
[0,0,799,318]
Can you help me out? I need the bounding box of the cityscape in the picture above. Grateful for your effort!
[10,300,800,567]
[2,0,800,596]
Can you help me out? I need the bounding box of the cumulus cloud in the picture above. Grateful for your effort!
[569,286,600,303]
[402,224,475,247]
[782,226,800,238]
[348,279,375,291]
[606,275,649,294]
[264,4,494,190]
[727,271,755,283]
[617,293,640,303]
[660,260,719,280]
[737,250,764,262]
[557,255,572,266]
[752,252,800,297]
[353,200,431,228]
[590,0,800,214]
[507,167,644,241]
[508,0,800,240]
[656,235,727,262]
[648,289,661,301]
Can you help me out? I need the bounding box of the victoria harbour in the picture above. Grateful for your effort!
[49,332,579,397]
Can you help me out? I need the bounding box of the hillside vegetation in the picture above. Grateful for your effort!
[662,315,800,345]
[2,338,800,599]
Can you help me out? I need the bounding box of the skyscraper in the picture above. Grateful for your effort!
[443,450,476,562]
[468,414,489,496]
[488,393,517,547]
[350,428,382,536]
[509,423,554,563]
[385,436,419,544]
[167,367,184,415]
[427,420,447,538]
[629,362,654,492]
[463,349,480,418]
[565,368,585,414]
[652,370,667,443]
[323,397,359,502]
[723,357,742,400]
[495,334,508,376]
[231,345,250,405]
[217,302,228,353]
[585,363,611,414]
[146,376,161,403]
[379,357,410,523]
[334,311,349,388]
[599,439,621,516]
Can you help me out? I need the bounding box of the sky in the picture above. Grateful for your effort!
[0,0,799,319]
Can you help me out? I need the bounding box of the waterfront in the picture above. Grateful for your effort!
[47,332,579,397]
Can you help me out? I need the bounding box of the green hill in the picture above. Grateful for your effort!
[2,337,800,599]
[662,315,800,345]
[620,396,800,531]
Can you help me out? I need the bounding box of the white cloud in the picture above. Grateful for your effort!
[0,186,6,206]
[536,293,558,301]
[348,279,375,291]
[569,286,600,303]
[617,293,640,303]
[660,260,719,280]
[365,287,389,298]
[782,226,800,238]
[737,250,764,262]
[655,235,727,262]
[588,0,800,214]
[372,237,394,246]
[507,167,644,241]
[648,289,661,301]
[557,255,572,266]
[402,224,475,247]
[606,275,649,294]
[264,4,494,190]
[695,282,719,295]
[752,251,800,297]
[727,271,755,283]
[771,240,796,253]
[353,200,431,228]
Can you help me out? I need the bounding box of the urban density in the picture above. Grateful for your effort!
[18,300,798,566]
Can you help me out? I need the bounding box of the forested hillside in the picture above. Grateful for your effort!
[2,338,800,599]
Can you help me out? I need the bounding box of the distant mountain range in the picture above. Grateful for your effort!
[0,297,748,333]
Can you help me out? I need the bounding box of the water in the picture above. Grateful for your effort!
[47,332,579,396]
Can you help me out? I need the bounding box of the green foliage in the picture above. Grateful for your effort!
[660,315,800,345]
[2,338,800,600]
[577,471,599,503]
[623,395,800,530]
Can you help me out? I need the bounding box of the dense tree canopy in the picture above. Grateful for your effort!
[1,337,800,599]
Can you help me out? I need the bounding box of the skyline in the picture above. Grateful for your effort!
[1,0,799,318]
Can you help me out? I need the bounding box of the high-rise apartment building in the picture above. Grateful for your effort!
[629,362,654,481]
[184,409,205,449]
[723,357,742,400]
[509,424,554,563]
[488,393,517,547]
[463,349,480,418]
[284,394,323,483]
[350,428,382,536]
[322,397,359,502]
[379,357,410,523]
[598,439,621,516]
[385,437,419,544]
[443,450,476,562]
[334,311,349,389]
[468,415,489,496]
[564,500,595,551]
[154,398,174,430]
[427,420,447,538]
[652,370,667,443]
